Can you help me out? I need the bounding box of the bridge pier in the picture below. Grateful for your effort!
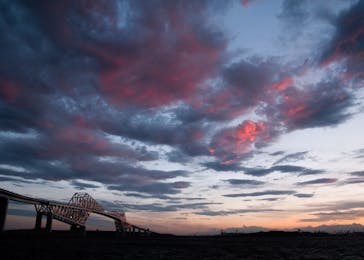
[35,212,42,230]
[0,196,8,232]
[35,212,52,232]
[114,220,125,233]
[45,213,52,232]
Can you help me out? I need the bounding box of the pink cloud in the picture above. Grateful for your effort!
[209,120,271,164]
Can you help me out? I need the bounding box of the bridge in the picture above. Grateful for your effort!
[0,188,156,235]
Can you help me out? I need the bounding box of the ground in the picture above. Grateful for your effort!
[1,231,364,259]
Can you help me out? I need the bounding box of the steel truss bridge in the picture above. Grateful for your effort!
[0,188,155,235]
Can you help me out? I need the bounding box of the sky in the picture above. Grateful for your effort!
[1,0,364,235]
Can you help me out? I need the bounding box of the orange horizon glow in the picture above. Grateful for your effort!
[6,214,364,234]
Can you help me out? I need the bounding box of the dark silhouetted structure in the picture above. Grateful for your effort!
[0,188,155,235]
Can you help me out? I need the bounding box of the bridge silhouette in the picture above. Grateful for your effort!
[0,188,156,235]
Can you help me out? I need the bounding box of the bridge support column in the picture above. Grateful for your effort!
[0,197,8,232]
[45,213,52,232]
[114,220,124,233]
[35,212,43,230]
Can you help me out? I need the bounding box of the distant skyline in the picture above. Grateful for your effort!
[1,0,364,234]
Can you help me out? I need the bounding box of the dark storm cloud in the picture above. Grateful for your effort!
[243,167,275,177]
[0,135,191,196]
[123,192,204,201]
[243,165,324,177]
[0,0,239,198]
[70,180,100,190]
[203,161,245,172]
[200,163,323,176]
[93,106,215,159]
[320,0,364,67]
[0,134,165,179]
[220,60,275,109]
[0,175,36,185]
[0,2,229,146]
[70,0,228,108]
[349,171,364,176]
[294,193,314,198]
[109,181,190,195]
[297,169,326,176]
[340,177,364,185]
[116,201,222,212]
[194,208,281,216]
[270,151,285,156]
[295,178,337,186]
[265,81,354,131]
[204,59,292,161]
[166,150,192,164]
[224,179,265,186]
[277,1,353,46]
[209,67,354,161]
[260,198,281,201]
[0,102,41,133]
[0,0,363,207]
[223,190,296,198]
[273,151,308,165]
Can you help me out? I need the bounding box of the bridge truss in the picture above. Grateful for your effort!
[0,188,154,235]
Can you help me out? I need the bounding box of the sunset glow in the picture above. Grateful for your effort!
[1,0,364,235]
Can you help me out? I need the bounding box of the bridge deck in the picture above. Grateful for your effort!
[0,188,155,234]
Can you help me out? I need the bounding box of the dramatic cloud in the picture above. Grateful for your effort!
[70,180,100,190]
[340,178,364,185]
[109,181,190,195]
[203,161,246,172]
[116,201,222,212]
[260,198,281,201]
[295,178,337,186]
[265,81,354,130]
[294,193,314,198]
[203,161,324,176]
[1,0,364,233]
[350,171,364,176]
[223,190,296,198]
[208,120,272,164]
[124,192,204,201]
[321,1,364,69]
[195,208,280,216]
[224,179,265,186]
[273,151,308,165]
[243,165,324,177]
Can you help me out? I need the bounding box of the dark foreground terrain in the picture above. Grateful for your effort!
[1,230,364,259]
